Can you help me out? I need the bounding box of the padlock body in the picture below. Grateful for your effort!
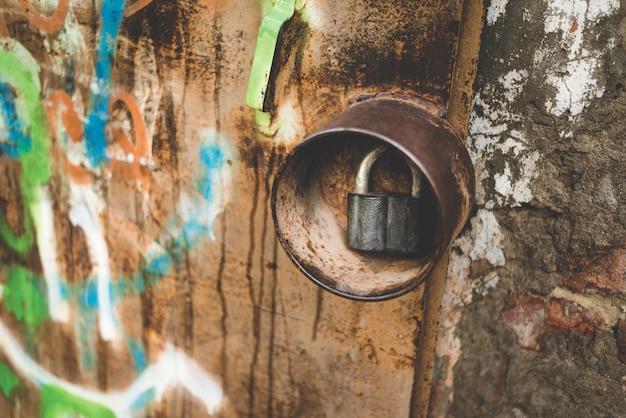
[347,193,387,252]
[386,194,420,254]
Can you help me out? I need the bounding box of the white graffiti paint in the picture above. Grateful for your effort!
[32,187,69,322]
[0,319,223,416]
[273,93,307,145]
[68,186,117,341]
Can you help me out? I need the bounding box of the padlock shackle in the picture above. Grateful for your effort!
[409,159,422,198]
[354,145,387,195]
[354,146,422,198]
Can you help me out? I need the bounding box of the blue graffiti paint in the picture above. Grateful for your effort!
[80,278,99,310]
[77,307,96,369]
[180,214,208,247]
[83,0,125,167]
[130,388,156,409]
[175,142,230,246]
[196,144,227,200]
[127,337,147,372]
[0,82,30,157]
[143,252,173,277]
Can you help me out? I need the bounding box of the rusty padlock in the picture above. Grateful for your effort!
[347,146,422,254]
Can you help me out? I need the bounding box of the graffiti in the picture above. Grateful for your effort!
[0,1,230,416]
[0,82,30,158]
[84,0,126,168]
[2,266,48,336]
[69,200,117,341]
[0,41,67,323]
[16,0,71,33]
[172,132,232,246]
[45,90,90,184]
[109,89,152,191]
[0,319,223,417]
[0,361,20,398]
[41,385,116,418]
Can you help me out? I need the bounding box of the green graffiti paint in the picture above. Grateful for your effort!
[0,49,51,254]
[41,385,115,418]
[0,207,34,254]
[3,266,49,329]
[0,361,20,398]
[246,0,296,112]
[0,50,50,186]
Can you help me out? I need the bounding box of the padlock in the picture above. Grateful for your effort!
[347,146,422,254]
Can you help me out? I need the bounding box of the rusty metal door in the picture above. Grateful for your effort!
[0,1,483,416]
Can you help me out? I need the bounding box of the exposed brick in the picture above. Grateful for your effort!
[545,298,604,337]
[562,245,626,296]
[500,292,546,350]
[501,292,604,350]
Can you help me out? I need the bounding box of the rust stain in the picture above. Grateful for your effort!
[0,0,483,415]
[124,0,156,17]
[0,13,10,37]
[446,0,485,140]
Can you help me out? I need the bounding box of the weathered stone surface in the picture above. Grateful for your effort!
[443,1,626,417]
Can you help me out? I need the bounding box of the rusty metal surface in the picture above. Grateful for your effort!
[272,96,475,300]
[0,0,480,416]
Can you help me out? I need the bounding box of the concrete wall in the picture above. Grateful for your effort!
[436,1,626,417]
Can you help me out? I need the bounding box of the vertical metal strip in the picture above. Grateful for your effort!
[410,0,485,416]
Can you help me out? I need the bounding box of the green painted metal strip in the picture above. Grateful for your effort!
[246,0,296,112]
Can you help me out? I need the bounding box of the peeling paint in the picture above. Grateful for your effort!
[468,90,540,208]
[434,209,506,413]
[486,0,509,26]
[542,0,619,120]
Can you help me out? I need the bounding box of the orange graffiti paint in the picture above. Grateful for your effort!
[109,90,151,192]
[17,0,70,33]
[123,0,155,17]
[45,90,91,185]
